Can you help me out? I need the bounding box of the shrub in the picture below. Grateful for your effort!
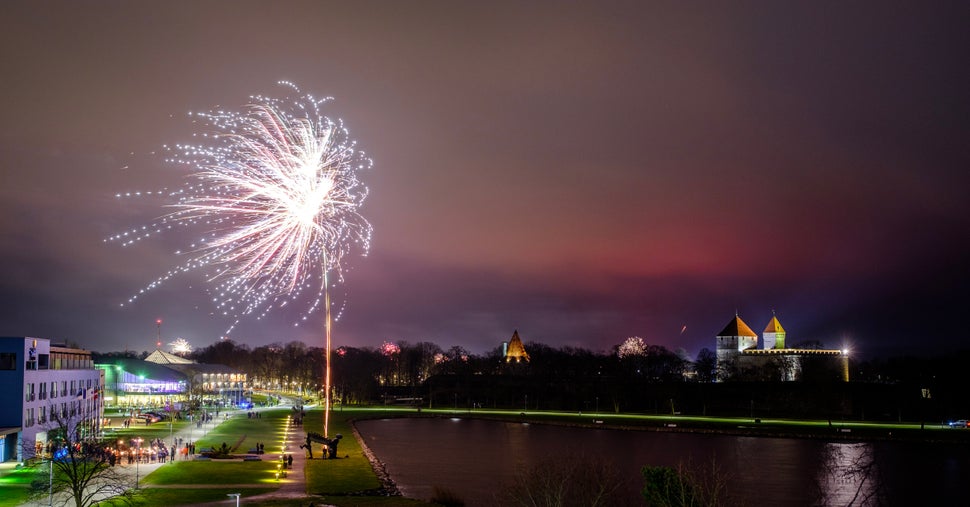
[642,457,730,507]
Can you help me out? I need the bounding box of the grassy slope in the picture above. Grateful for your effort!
[303,407,384,495]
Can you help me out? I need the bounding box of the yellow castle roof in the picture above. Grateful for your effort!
[764,316,786,334]
[505,330,530,363]
[718,316,757,337]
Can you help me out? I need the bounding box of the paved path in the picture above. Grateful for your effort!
[162,399,333,507]
[145,399,331,506]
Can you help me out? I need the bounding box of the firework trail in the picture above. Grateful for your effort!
[109,81,372,333]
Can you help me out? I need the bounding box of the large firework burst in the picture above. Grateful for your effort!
[110,81,372,332]
[111,82,372,437]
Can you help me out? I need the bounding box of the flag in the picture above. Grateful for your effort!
[76,388,85,400]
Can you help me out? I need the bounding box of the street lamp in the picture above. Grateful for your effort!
[132,437,143,489]
[227,493,241,506]
[168,405,174,461]
[48,450,53,507]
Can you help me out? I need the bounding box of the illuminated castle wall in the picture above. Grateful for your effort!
[715,314,848,382]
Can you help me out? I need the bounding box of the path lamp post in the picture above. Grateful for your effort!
[227,493,240,506]
[48,451,53,507]
[169,413,174,460]
[132,437,143,488]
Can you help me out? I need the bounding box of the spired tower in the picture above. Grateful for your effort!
[715,315,758,380]
[505,330,530,363]
[762,314,786,350]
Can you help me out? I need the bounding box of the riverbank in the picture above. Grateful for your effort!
[345,406,970,445]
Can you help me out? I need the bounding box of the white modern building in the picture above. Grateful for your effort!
[0,337,104,462]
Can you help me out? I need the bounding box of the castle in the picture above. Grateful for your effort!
[715,314,849,382]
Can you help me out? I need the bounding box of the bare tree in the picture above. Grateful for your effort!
[814,442,886,506]
[693,348,718,383]
[26,408,135,507]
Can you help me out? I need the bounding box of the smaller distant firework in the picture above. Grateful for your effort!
[617,336,647,358]
[380,341,400,357]
[169,338,193,355]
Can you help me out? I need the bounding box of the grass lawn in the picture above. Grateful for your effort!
[141,461,280,485]
[192,407,290,452]
[302,407,383,495]
[0,464,38,507]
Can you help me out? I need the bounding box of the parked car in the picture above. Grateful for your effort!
[947,419,968,428]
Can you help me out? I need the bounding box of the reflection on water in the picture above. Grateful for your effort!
[817,442,882,506]
[357,418,968,507]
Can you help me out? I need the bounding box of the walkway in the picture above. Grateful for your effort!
[168,398,331,506]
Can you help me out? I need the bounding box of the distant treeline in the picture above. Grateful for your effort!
[92,340,970,422]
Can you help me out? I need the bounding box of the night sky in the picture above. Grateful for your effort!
[1,1,968,359]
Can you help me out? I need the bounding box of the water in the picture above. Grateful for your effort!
[356,417,970,506]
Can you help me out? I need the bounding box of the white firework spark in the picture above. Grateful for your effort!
[169,337,193,355]
[109,81,372,333]
[617,336,647,358]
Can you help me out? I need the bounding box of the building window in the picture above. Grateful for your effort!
[39,382,47,400]
[25,408,35,427]
[39,406,46,424]
[25,383,35,402]
[51,381,58,398]
[0,352,15,370]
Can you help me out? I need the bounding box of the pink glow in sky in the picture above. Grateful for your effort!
[0,1,968,358]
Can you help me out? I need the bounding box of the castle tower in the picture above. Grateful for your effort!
[762,314,786,350]
[715,315,757,380]
[505,330,530,363]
